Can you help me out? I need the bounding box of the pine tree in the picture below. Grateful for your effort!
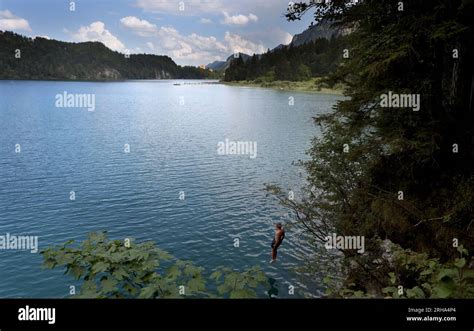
[271,0,474,294]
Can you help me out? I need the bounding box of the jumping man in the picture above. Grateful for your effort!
[270,223,285,263]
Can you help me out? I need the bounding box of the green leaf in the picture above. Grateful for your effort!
[42,259,57,269]
[143,258,159,270]
[388,272,396,284]
[353,291,365,298]
[112,267,129,281]
[217,284,229,295]
[155,248,173,260]
[187,277,206,292]
[79,280,100,298]
[230,289,256,298]
[456,245,469,256]
[139,286,157,299]
[223,273,240,288]
[70,265,84,280]
[454,258,466,268]
[382,286,397,294]
[421,282,432,292]
[88,232,107,243]
[55,251,74,265]
[166,265,181,280]
[183,265,202,277]
[253,271,267,283]
[406,286,425,298]
[419,269,433,276]
[100,277,118,293]
[91,261,109,274]
[210,270,222,281]
[129,249,144,260]
[436,268,457,282]
[432,283,454,299]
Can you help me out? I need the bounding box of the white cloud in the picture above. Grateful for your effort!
[146,41,155,50]
[0,10,31,31]
[150,25,266,65]
[155,26,226,64]
[120,16,157,36]
[221,12,258,25]
[71,21,125,52]
[281,32,293,45]
[224,32,266,55]
[249,28,293,47]
[199,18,212,24]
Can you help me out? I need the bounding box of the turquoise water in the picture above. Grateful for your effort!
[0,80,340,298]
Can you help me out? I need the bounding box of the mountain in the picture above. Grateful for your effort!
[206,60,227,71]
[208,20,342,72]
[223,32,349,82]
[270,44,286,52]
[290,20,342,47]
[206,52,251,72]
[0,31,212,80]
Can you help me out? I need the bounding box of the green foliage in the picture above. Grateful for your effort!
[0,31,213,80]
[223,35,349,82]
[41,232,268,298]
[266,0,474,297]
[380,244,474,299]
[326,242,474,299]
[211,266,267,298]
[284,0,474,254]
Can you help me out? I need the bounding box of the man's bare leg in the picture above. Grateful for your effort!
[271,248,277,263]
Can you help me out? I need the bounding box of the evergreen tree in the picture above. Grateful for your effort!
[223,34,349,82]
[269,0,474,296]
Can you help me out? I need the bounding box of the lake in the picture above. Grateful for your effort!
[0,80,340,298]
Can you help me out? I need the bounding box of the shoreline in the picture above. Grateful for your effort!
[220,78,344,95]
[0,78,218,83]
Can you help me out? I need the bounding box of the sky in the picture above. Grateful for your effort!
[0,0,313,66]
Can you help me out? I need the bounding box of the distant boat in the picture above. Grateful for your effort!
[173,83,181,86]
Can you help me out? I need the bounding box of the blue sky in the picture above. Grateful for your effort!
[0,0,313,66]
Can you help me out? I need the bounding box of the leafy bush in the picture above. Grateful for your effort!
[381,244,474,298]
[329,241,474,298]
[41,232,268,299]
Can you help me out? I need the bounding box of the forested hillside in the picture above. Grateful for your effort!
[224,35,348,82]
[0,31,213,80]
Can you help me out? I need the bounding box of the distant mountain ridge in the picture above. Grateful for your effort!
[0,31,212,80]
[290,20,343,47]
[206,53,251,72]
[223,21,349,82]
[207,20,341,71]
